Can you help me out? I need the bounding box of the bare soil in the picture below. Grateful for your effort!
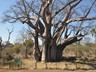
[0,69,96,72]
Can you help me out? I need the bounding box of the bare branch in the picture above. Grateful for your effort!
[38,20,44,35]
[63,0,82,24]
[7,26,14,44]
[23,19,36,30]
[66,17,96,24]
[75,0,96,35]
[52,0,77,18]
[64,27,72,39]
[61,34,84,47]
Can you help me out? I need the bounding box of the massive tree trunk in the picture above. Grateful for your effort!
[41,40,65,62]
[56,44,65,61]
[41,39,58,62]
[41,25,65,62]
[41,25,52,62]
[50,38,57,61]
[41,35,82,62]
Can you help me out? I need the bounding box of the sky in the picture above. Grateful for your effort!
[0,0,27,43]
[0,0,95,44]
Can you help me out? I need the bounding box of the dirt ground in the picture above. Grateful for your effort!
[0,69,96,72]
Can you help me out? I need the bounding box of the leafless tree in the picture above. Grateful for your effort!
[2,0,96,62]
[6,27,14,45]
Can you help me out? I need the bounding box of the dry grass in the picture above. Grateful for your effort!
[0,69,96,72]
[0,58,96,72]
[0,57,96,70]
[20,59,95,70]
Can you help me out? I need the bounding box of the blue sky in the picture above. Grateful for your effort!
[0,0,95,44]
[0,0,27,43]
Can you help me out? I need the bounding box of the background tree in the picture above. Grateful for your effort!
[13,44,21,54]
[7,28,13,44]
[15,27,34,58]
[2,27,14,49]
[91,26,96,42]
[0,37,2,51]
[2,0,96,62]
[23,38,34,58]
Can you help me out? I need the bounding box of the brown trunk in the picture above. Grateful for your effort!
[41,37,65,62]
[41,25,65,62]
[56,44,66,61]
[33,29,41,61]
[41,39,57,62]
[50,38,57,61]
[41,38,50,62]
[41,42,65,62]
[41,25,52,62]
[24,47,28,58]
[43,34,51,62]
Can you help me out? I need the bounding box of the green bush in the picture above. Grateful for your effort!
[13,44,21,53]
[1,46,15,56]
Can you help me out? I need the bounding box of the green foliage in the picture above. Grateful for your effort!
[23,38,34,48]
[13,44,21,53]
[91,26,96,37]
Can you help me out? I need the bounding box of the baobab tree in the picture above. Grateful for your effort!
[2,0,96,62]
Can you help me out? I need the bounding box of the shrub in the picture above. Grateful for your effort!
[13,44,21,53]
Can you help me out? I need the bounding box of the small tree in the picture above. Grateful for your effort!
[2,27,14,49]
[91,26,96,43]
[16,28,34,58]
[13,44,21,54]
[7,27,14,44]
[23,38,34,58]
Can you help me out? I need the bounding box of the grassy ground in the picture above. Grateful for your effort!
[21,59,96,70]
[0,58,96,70]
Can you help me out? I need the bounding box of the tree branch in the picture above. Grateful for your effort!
[66,17,96,24]
[7,27,14,44]
[38,20,44,35]
[61,34,84,47]
[63,0,82,24]
[52,0,77,18]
